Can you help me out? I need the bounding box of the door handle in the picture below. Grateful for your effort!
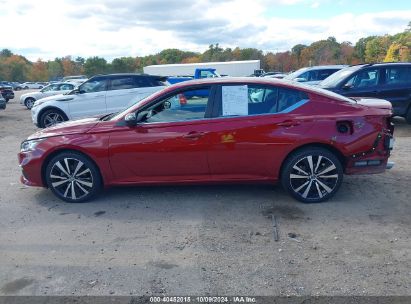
[278,120,301,127]
[183,131,204,140]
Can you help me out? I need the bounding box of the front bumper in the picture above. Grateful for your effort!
[18,150,46,187]
[31,107,39,126]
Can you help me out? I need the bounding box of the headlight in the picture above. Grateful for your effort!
[20,139,44,152]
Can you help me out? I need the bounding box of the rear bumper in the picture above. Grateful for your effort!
[1,91,14,99]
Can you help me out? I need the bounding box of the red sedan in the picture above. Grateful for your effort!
[18,78,395,203]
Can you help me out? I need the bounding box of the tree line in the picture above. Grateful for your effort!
[1,22,410,82]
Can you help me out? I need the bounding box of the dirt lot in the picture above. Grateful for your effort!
[0,90,410,296]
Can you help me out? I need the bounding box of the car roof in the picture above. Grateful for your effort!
[93,73,164,78]
[162,77,354,103]
[351,62,411,68]
[302,65,348,70]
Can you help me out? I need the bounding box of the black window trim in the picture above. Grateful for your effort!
[116,84,217,127]
[209,83,310,119]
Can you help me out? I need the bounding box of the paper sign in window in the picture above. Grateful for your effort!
[222,85,248,116]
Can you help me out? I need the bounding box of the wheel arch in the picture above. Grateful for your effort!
[41,148,104,188]
[37,106,69,126]
[279,142,346,178]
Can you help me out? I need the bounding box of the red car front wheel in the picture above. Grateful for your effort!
[45,152,102,203]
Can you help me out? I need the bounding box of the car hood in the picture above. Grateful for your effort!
[27,117,100,140]
[352,97,392,110]
[21,92,42,99]
[36,94,74,103]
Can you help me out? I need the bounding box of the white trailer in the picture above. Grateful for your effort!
[143,60,260,77]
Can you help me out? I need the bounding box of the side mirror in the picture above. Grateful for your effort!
[125,113,137,126]
[342,84,352,90]
[125,111,149,126]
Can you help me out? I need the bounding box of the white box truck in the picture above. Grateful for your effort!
[143,60,260,77]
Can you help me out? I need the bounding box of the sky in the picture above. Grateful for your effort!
[0,0,410,61]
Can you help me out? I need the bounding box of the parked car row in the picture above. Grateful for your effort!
[30,73,167,127]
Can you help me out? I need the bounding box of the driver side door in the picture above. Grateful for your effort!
[68,77,108,119]
[108,85,216,184]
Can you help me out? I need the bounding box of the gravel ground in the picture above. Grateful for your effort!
[0,90,410,296]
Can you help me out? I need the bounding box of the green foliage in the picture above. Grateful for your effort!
[84,57,108,76]
[1,22,410,81]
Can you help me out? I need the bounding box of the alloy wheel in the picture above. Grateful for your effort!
[44,112,64,127]
[25,98,35,109]
[289,155,339,201]
[49,158,94,201]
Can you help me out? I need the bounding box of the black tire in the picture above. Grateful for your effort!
[5,99,9,103]
[39,86,43,89]
[39,109,67,128]
[405,107,411,124]
[25,97,36,109]
[281,147,343,203]
[24,86,29,90]
[45,151,102,203]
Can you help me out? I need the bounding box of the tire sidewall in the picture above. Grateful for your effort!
[281,148,343,203]
[25,98,35,109]
[45,152,102,203]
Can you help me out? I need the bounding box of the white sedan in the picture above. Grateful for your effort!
[22,82,48,89]
[20,83,76,109]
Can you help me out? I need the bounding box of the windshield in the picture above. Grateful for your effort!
[319,65,363,88]
[284,67,308,80]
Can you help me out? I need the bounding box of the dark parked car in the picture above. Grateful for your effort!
[319,63,411,123]
[0,83,14,102]
[19,78,394,204]
[0,96,6,110]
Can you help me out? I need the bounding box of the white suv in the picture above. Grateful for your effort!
[31,74,167,128]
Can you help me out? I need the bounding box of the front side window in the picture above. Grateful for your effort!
[385,66,411,86]
[218,85,309,117]
[41,84,58,92]
[79,77,107,93]
[199,70,216,78]
[143,87,211,123]
[110,77,136,90]
[344,68,379,88]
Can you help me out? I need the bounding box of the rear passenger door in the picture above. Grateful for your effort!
[378,66,411,116]
[206,84,315,180]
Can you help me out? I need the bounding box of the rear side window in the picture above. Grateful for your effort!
[134,77,152,88]
[317,69,339,80]
[110,76,136,90]
[385,66,411,86]
[217,85,309,117]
